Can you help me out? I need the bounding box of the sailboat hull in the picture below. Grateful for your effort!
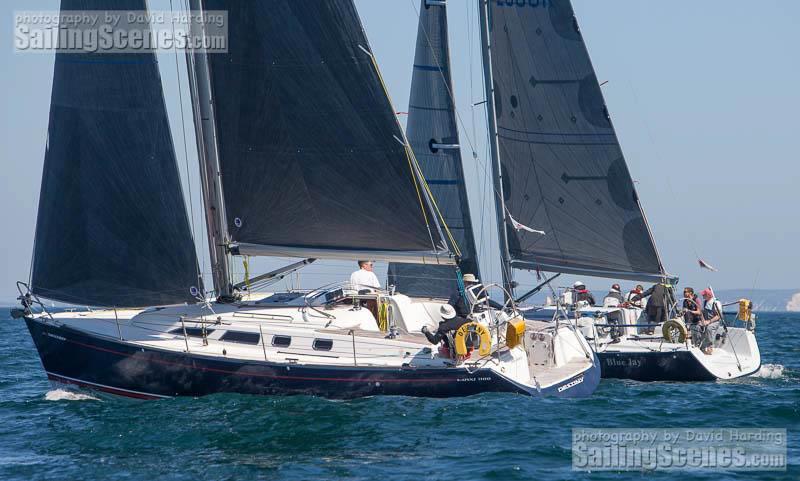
[24,317,599,400]
[598,351,718,382]
[598,349,761,382]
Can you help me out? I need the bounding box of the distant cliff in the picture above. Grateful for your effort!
[714,289,800,312]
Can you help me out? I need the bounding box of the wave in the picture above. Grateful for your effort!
[751,364,784,379]
[44,388,100,401]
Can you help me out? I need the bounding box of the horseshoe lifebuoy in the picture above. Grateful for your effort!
[454,322,492,357]
[662,318,688,343]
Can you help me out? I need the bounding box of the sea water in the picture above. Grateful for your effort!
[0,308,797,480]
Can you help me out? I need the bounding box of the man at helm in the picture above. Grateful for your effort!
[422,304,468,345]
[447,273,503,318]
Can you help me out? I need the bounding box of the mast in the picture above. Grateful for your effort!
[478,0,514,297]
[186,0,233,300]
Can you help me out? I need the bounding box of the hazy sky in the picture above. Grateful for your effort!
[1,1,798,303]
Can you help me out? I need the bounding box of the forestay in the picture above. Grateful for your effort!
[31,0,201,307]
[487,0,666,282]
[204,0,452,264]
[387,0,480,298]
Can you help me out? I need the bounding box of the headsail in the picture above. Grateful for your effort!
[203,0,452,265]
[31,0,201,307]
[387,0,480,297]
[485,0,665,282]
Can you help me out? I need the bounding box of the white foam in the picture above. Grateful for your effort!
[752,364,784,379]
[44,389,100,401]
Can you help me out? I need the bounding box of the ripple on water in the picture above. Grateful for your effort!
[0,309,798,481]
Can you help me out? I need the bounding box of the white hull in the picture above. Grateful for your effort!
[23,288,600,398]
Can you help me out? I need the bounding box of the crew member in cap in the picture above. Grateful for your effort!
[422,304,469,345]
[572,281,596,306]
[447,273,503,318]
[604,284,624,304]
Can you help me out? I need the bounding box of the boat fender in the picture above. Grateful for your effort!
[378,300,389,332]
[454,322,492,357]
[505,317,526,349]
[662,319,688,343]
[737,299,753,322]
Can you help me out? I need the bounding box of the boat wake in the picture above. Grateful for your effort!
[44,389,100,402]
[752,364,784,379]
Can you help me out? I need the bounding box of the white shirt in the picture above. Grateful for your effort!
[350,269,381,290]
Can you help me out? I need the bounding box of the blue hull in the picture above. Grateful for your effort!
[598,350,717,382]
[25,318,599,400]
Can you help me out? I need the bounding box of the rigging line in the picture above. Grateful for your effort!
[361,42,450,257]
[623,78,684,265]
[170,0,200,285]
[408,0,480,161]
[182,0,208,285]
[409,0,507,278]
[406,144,463,258]
[498,14,567,266]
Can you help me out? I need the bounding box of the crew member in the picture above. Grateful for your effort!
[422,304,468,345]
[447,273,502,318]
[633,283,675,334]
[603,283,625,305]
[699,288,723,355]
[682,287,703,346]
[350,260,381,319]
[573,281,596,306]
[350,260,381,291]
[627,285,645,308]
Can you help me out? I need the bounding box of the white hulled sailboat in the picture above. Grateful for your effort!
[17,0,599,399]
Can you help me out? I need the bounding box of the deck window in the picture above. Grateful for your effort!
[272,335,292,348]
[220,331,261,345]
[312,339,333,351]
[170,327,214,338]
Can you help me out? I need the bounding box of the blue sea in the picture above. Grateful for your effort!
[0,308,797,480]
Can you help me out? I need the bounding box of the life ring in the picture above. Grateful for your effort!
[662,318,688,343]
[454,322,492,357]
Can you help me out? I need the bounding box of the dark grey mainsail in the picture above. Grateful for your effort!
[30,0,201,307]
[484,0,665,282]
[203,0,451,264]
[387,0,479,297]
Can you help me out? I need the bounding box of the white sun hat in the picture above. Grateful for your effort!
[439,304,456,320]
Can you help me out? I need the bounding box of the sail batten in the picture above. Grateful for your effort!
[387,0,480,298]
[203,0,449,262]
[30,0,201,307]
[485,0,665,281]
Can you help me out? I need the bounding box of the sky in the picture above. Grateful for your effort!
[1,0,799,304]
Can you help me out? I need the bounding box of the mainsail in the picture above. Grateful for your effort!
[484,0,665,282]
[30,0,201,307]
[387,0,480,297]
[203,0,452,265]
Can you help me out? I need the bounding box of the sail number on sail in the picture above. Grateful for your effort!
[496,0,550,8]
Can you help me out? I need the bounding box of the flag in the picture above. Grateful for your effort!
[507,211,546,236]
[698,259,718,272]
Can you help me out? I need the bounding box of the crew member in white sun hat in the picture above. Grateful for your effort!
[422,304,469,345]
